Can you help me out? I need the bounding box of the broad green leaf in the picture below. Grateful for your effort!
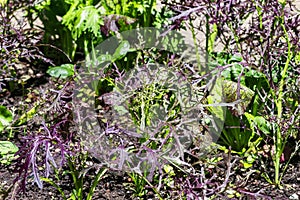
[245,69,269,91]
[254,116,271,134]
[244,112,271,134]
[220,68,231,80]
[0,141,18,155]
[245,69,264,79]
[0,106,13,132]
[244,112,257,142]
[47,64,74,79]
[97,54,112,64]
[221,64,245,84]
[112,40,130,61]
[228,55,243,63]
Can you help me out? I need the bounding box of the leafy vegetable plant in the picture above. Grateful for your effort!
[207,54,259,154]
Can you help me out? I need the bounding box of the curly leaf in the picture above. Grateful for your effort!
[223,80,254,115]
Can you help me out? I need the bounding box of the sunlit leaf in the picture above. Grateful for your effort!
[0,141,18,155]
[254,116,271,134]
[0,0,7,6]
[47,64,74,79]
[97,54,112,64]
[223,80,254,116]
[207,78,225,121]
[228,55,243,63]
[62,5,104,39]
[15,103,39,126]
[112,40,130,61]
[0,106,13,132]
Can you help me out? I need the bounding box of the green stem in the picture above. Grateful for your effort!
[145,0,155,27]
[274,127,283,186]
[273,17,292,186]
[205,14,210,66]
[228,22,242,54]
[252,80,261,116]
[84,39,90,61]
[276,25,292,119]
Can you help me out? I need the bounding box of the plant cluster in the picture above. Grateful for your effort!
[166,0,300,187]
[0,0,49,82]
[26,0,171,63]
[0,0,299,199]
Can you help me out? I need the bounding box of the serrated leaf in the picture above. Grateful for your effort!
[47,64,74,79]
[63,6,103,40]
